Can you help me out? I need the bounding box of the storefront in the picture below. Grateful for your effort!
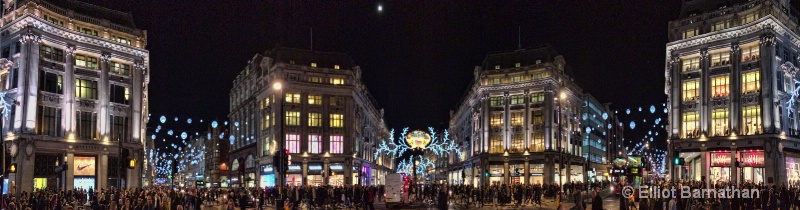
[33,178,47,190]
[246,173,256,187]
[260,164,275,188]
[307,163,324,186]
[73,156,97,190]
[787,157,800,186]
[740,151,765,184]
[286,163,303,186]
[329,163,344,186]
[569,164,584,183]
[220,176,228,188]
[489,164,504,185]
[529,164,544,184]
[710,152,732,183]
[510,163,524,184]
[360,165,372,186]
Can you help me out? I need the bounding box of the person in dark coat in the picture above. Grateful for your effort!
[591,187,603,210]
[437,186,448,210]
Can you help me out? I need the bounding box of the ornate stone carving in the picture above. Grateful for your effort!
[66,45,76,56]
[731,43,741,54]
[682,101,699,110]
[700,49,710,60]
[100,53,111,63]
[742,94,760,105]
[19,31,40,44]
[762,34,776,46]
[710,98,729,108]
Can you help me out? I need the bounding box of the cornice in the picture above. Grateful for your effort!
[4,15,149,65]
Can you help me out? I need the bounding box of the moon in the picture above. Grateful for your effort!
[377,5,383,12]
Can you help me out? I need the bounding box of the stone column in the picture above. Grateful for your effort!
[344,158,352,185]
[63,46,75,134]
[503,92,510,151]
[503,158,509,184]
[760,34,776,133]
[700,147,709,188]
[544,87,554,150]
[544,157,553,184]
[131,62,145,143]
[66,152,74,190]
[98,152,108,189]
[700,49,710,136]
[23,33,40,133]
[13,31,36,133]
[670,56,682,139]
[481,94,489,152]
[524,160,530,184]
[98,53,110,139]
[323,160,329,186]
[729,146,737,184]
[524,90,530,150]
[730,43,741,134]
[302,160,308,186]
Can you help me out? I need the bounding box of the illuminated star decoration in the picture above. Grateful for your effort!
[373,127,462,160]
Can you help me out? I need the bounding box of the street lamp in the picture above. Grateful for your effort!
[272,81,284,210]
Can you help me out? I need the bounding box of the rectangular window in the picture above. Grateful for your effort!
[330,135,343,154]
[329,77,345,85]
[76,26,98,36]
[44,15,64,27]
[742,44,760,62]
[109,115,128,142]
[711,75,729,98]
[682,80,699,102]
[334,65,340,70]
[710,51,730,67]
[262,137,270,156]
[515,62,521,67]
[39,45,64,62]
[330,96,344,106]
[310,63,317,67]
[532,70,551,80]
[308,113,321,127]
[682,28,698,39]
[261,114,270,130]
[285,93,301,103]
[531,130,544,152]
[38,71,63,94]
[510,133,523,153]
[530,92,545,103]
[711,108,729,137]
[112,36,131,45]
[490,134,503,153]
[330,114,343,127]
[711,20,732,32]
[511,112,523,126]
[510,95,524,105]
[742,71,760,94]
[494,65,500,70]
[308,76,323,83]
[489,77,502,85]
[682,57,700,72]
[286,134,300,153]
[490,96,504,107]
[75,54,98,69]
[741,12,760,25]
[109,84,129,104]
[309,135,322,154]
[75,79,98,99]
[742,105,762,135]
[111,62,131,76]
[35,106,62,137]
[75,111,97,140]
[285,111,300,126]
[511,75,524,82]
[491,112,503,127]
[682,111,699,138]
[308,95,322,105]
[532,110,544,125]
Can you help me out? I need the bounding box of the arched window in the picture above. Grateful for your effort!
[232,159,240,171]
[245,154,255,168]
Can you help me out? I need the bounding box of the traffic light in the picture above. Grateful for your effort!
[485,169,489,177]
[283,149,290,173]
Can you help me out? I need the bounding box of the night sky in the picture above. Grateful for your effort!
[82,1,692,151]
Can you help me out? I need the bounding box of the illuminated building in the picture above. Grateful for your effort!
[202,126,230,188]
[448,45,586,186]
[665,0,799,186]
[581,94,611,183]
[228,47,392,187]
[0,0,149,194]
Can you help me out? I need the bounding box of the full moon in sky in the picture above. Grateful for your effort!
[377,5,383,12]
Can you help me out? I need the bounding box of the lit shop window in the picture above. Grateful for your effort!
[682,57,700,72]
[308,113,321,127]
[490,96,503,107]
[711,75,729,98]
[511,112,523,126]
[309,135,322,154]
[285,111,300,126]
[330,135,343,154]
[741,12,760,25]
[330,114,343,128]
[308,95,322,105]
[741,105,762,135]
[285,93,301,103]
[682,80,699,102]
[742,71,760,94]
[510,95,524,105]
[711,108,729,137]
[741,44,760,62]
[682,111,699,138]
[682,28,698,39]
[491,112,504,127]
[710,52,730,67]
[329,77,344,85]
[711,20,732,32]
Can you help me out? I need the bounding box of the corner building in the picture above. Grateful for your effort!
[449,46,585,186]
[0,0,149,193]
[666,0,800,186]
[228,47,393,187]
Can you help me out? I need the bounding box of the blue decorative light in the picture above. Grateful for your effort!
[602,113,608,120]
[181,132,188,140]
[655,118,661,124]
[229,135,235,144]
[224,121,228,126]
[235,121,240,127]
[151,134,156,140]
[160,116,166,124]
[219,132,225,139]
[630,121,636,129]
[649,137,653,142]
[212,121,218,128]
[174,117,178,122]
[626,109,630,114]
[207,133,211,140]
[167,130,174,135]
[585,127,591,133]
[187,118,192,124]
[650,105,656,113]
[608,124,612,129]
[638,107,642,112]
[664,108,668,113]
[582,113,587,120]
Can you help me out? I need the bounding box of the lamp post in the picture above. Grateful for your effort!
[118,134,122,189]
[272,81,284,210]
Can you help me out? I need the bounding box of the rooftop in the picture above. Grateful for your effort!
[20,0,137,28]
[266,47,355,70]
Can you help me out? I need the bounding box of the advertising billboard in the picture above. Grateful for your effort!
[627,156,642,168]
[73,156,96,176]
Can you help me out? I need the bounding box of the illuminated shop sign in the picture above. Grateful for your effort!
[329,163,344,171]
[740,151,764,167]
[711,152,731,167]
[261,164,273,173]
